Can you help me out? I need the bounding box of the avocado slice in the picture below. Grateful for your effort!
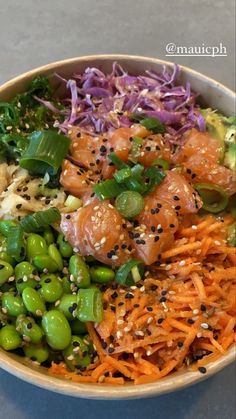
[201,109,226,161]
[224,142,236,171]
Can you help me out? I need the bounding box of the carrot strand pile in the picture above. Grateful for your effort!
[49,215,236,385]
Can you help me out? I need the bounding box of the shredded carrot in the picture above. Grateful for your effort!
[48,214,235,385]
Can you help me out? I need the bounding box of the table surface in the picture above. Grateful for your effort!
[0,1,235,418]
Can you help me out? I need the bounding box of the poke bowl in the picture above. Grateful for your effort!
[0,55,235,399]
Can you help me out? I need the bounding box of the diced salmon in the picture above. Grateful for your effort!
[138,134,171,167]
[132,197,178,265]
[69,129,107,169]
[182,154,236,196]
[173,128,223,164]
[61,201,134,267]
[108,125,149,162]
[60,160,99,198]
[151,171,202,214]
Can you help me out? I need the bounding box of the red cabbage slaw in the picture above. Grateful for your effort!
[37,62,206,144]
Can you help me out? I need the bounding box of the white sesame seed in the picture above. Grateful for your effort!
[214,240,221,246]
[135,330,144,337]
[117,319,124,325]
[2,308,7,314]
[36,310,43,316]
[197,332,202,338]
[98,375,105,383]
[147,317,153,324]
[179,260,186,266]
[116,331,123,339]
[146,350,152,356]
[8,276,15,282]
[100,237,106,244]
[192,225,197,230]
[201,322,209,329]
[140,286,145,292]
[193,309,199,315]
[111,255,118,260]
[55,300,61,307]
[67,355,74,361]
[134,352,139,359]
[192,316,199,321]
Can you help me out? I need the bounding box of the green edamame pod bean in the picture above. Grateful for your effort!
[22,287,46,316]
[26,234,48,261]
[90,265,115,284]
[33,255,58,273]
[69,255,90,288]
[39,274,63,303]
[61,276,72,294]
[0,252,15,266]
[63,335,91,371]
[48,244,63,271]
[70,319,87,335]
[42,310,71,350]
[0,261,14,286]
[15,261,38,294]
[16,315,44,344]
[0,220,17,237]
[58,294,77,320]
[1,292,27,317]
[57,234,73,258]
[43,227,55,245]
[23,344,49,363]
[0,325,22,350]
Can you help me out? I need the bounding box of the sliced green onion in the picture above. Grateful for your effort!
[151,158,170,170]
[140,117,166,134]
[0,220,17,237]
[93,179,126,201]
[6,225,25,261]
[131,163,145,180]
[19,130,70,175]
[129,136,143,162]
[144,166,166,194]
[124,178,147,194]
[64,195,83,211]
[227,222,236,247]
[194,183,229,213]
[108,152,129,169]
[20,207,61,233]
[116,259,144,286]
[113,167,132,183]
[77,288,103,323]
[115,191,144,219]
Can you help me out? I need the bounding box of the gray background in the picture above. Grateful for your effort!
[0,0,235,418]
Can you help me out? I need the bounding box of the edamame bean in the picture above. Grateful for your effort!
[0,252,15,266]
[22,287,46,316]
[33,255,58,273]
[0,325,22,350]
[23,343,49,363]
[69,255,90,288]
[90,265,115,284]
[63,335,91,371]
[26,234,48,261]
[0,261,14,286]
[15,261,38,294]
[16,314,44,344]
[0,220,17,237]
[70,319,87,335]
[61,276,72,294]
[1,292,27,317]
[39,274,63,303]
[42,310,71,350]
[43,227,55,245]
[58,294,77,320]
[48,244,63,271]
[57,234,73,258]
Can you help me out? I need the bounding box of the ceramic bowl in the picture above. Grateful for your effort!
[0,55,235,399]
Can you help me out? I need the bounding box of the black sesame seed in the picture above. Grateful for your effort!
[175,205,181,211]
[44,278,51,284]
[133,303,140,308]
[35,284,42,290]
[146,306,153,312]
[200,304,206,312]
[169,223,175,228]
[66,215,71,219]
[101,340,107,349]
[157,318,164,324]
[76,132,81,138]
[187,168,192,174]
[122,352,129,360]
[111,291,118,299]
[173,195,180,201]
[125,293,134,299]
[187,319,195,324]
[159,296,167,303]
[16,203,22,209]
[198,366,207,374]
[109,335,115,342]
[151,226,156,232]
[151,209,156,215]
[161,290,167,296]
[27,323,33,330]
[121,244,127,249]
[177,341,184,348]
[150,285,158,291]
[72,341,80,347]
[100,145,107,153]
[110,305,116,312]
[118,302,124,306]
